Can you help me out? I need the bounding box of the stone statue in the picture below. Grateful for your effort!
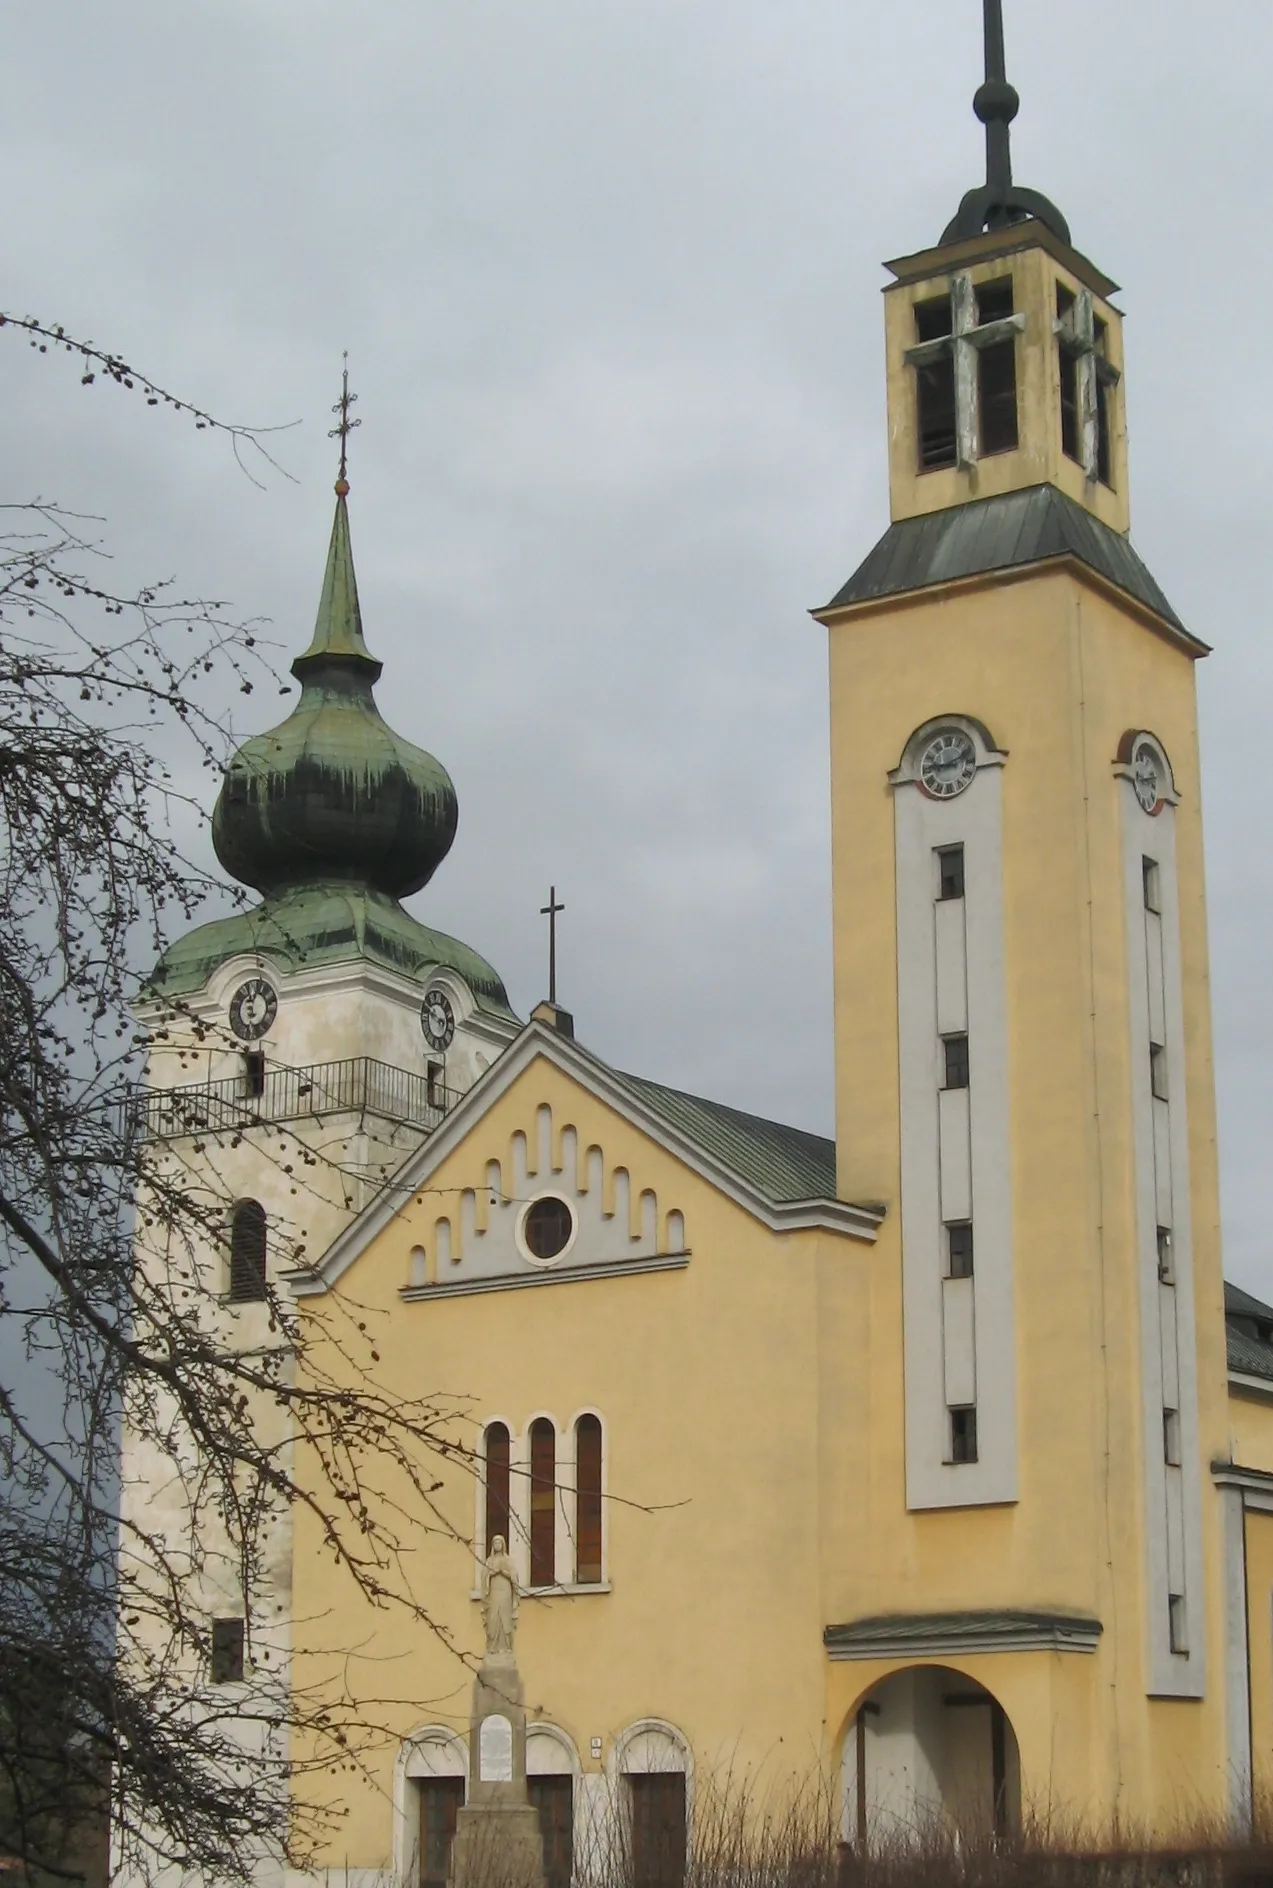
[482,1535,519,1658]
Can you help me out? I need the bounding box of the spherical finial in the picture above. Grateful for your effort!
[974,78,1019,125]
[335,477,350,497]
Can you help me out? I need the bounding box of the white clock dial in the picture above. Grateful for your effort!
[1132,744,1162,814]
[420,987,456,1051]
[919,729,977,800]
[229,977,278,1042]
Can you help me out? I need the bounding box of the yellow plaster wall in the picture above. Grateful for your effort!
[1229,1392,1273,1477]
[824,565,1229,1826]
[1246,1512,1273,1813]
[289,1058,864,1865]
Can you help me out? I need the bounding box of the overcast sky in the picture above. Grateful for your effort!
[5,0,1273,1296]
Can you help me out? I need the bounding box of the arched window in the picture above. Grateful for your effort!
[484,1423,511,1555]
[228,1199,267,1302]
[529,1417,556,1587]
[575,1415,602,1584]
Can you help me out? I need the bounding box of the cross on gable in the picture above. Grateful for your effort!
[904,271,1024,469]
[1054,287,1122,483]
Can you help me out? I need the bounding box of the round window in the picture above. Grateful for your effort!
[521,1195,575,1263]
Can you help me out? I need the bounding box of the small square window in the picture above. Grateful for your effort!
[943,1035,970,1090]
[211,1618,245,1685]
[976,278,1014,325]
[947,1223,974,1280]
[938,846,966,901]
[1168,1593,1188,1655]
[915,296,954,342]
[1157,1227,1174,1283]
[1163,1408,1181,1466]
[1142,857,1160,913]
[1150,1043,1169,1102]
[950,1407,978,1465]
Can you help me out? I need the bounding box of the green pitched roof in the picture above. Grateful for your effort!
[610,1065,838,1206]
[1226,1280,1273,1384]
[148,884,517,1021]
[821,484,1200,646]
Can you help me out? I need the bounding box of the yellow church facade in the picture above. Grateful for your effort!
[126,8,1273,1884]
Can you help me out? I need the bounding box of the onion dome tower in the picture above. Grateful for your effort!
[152,378,514,1027]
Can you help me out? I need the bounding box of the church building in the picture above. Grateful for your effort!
[129,5,1273,1878]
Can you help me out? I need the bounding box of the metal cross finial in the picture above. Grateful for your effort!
[328,353,361,490]
[540,886,565,1005]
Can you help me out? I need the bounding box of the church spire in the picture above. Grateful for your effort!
[941,0,1071,248]
[210,374,459,901]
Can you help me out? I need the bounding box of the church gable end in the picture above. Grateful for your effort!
[401,1099,689,1301]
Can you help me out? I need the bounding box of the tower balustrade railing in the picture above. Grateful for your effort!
[138,1054,461,1140]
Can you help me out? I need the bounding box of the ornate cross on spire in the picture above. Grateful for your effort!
[540,886,565,1005]
[941,0,1071,248]
[328,354,361,493]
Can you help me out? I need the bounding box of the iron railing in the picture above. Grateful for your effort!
[140,1055,460,1141]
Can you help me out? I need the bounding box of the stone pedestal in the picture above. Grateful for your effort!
[449,1655,545,1888]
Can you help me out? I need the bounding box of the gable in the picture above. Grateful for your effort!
[293,1023,880,1300]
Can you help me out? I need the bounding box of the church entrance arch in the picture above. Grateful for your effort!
[842,1667,1020,1852]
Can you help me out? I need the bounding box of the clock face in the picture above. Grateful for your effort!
[919,729,977,800]
[420,987,456,1051]
[229,977,278,1042]
[1132,743,1163,815]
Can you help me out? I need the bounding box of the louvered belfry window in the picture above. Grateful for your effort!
[529,1417,556,1587]
[575,1415,603,1584]
[484,1422,511,1555]
[228,1199,267,1302]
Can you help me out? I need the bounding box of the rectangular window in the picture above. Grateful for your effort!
[427,1060,444,1109]
[575,1416,603,1585]
[1168,1592,1188,1655]
[484,1425,511,1556]
[528,1776,574,1888]
[943,1034,970,1090]
[243,1050,266,1099]
[915,296,954,342]
[976,280,1018,457]
[529,1418,556,1588]
[946,1222,974,1280]
[976,279,1014,325]
[210,1618,245,1685]
[950,1406,979,1465]
[1094,316,1113,486]
[1163,1408,1181,1466]
[628,1773,687,1888]
[1150,1043,1169,1101]
[1157,1226,1174,1283]
[418,1778,465,1888]
[915,294,956,473]
[937,845,965,901]
[1142,856,1161,912]
[1057,286,1079,463]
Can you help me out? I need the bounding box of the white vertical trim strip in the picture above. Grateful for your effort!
[896,727,1017,1509]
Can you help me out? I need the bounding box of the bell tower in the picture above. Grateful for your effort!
[816,0,1230,1770]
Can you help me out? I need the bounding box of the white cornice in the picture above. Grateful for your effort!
[293,1023,883,1296]
[1228,1371,1273,1402]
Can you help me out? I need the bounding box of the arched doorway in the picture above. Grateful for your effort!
[842,1667,1020,1851]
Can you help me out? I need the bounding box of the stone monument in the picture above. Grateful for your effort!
[448,1537,546,1888]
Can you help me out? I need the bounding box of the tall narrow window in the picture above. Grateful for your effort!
[1168,1593,1188,1655]
[243,1049,266,1099]
[228,1200,267,1303]
[628,1774,687,1888]
[946,1223,974,1280]
[528,1776,573,1888]
[943,1035,970,1090]
[1157,1227,1174,1284]
[1093,316,1113,486]
[1057,286,1079,462]
[1163,1408,1181,1466]
[418,1779,465,1888]
[529,1418,556,1587]
[1142,856,1161,913]
[427,1061,444,1109]
[915,297,956,471]
[1150,1043,1169,1102]
[210,1618,245,1684]
[484,1423,511,1555]
[938,845,965,901]
[950,1406,978,1465]
[976,280,1018,456]
[575,1415,603,1585]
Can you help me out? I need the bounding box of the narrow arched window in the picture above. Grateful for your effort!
[529,1418,556,1588]
[575,1415,602,1585]
[228,1199,267,1302]
[484,1423,511,1556]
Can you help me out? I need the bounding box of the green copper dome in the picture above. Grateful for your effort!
[211,487,458,899]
